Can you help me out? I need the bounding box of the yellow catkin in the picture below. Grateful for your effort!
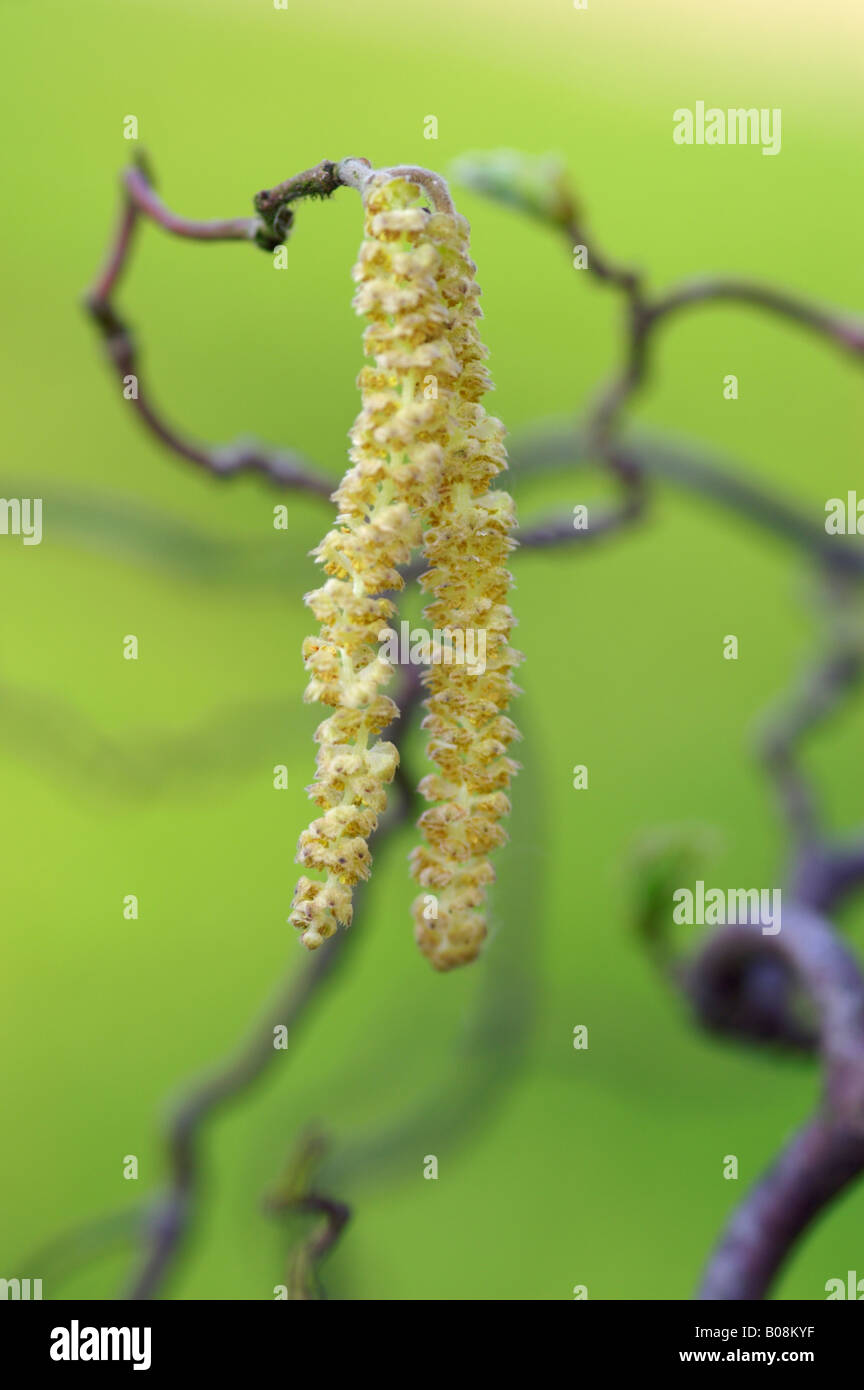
[409,207,522,971]
[289,173,474,950]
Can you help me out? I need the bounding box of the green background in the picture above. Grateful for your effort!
[2,0,863,1299]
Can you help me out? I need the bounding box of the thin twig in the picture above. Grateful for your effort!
[647,279,864,361]
[516,497,645,549]
[85,158,336,498]
[264,1131,350,1300]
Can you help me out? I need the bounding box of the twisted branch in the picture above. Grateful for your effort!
[690,909,864,1299]
[84,157,349,498]
[459,151,864,1299]
[264,1131,351,1301]
[37,150,864,1302]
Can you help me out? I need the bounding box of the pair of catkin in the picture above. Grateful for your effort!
[289,168,520,971]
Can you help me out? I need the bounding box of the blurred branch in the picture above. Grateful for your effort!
[508,424,864,576]
[755,573,864,851]
[321,702,544,1192]
[698,1117,864,1301]
[516,495,645,550]
[692,906,864,1299]
[456,151,864,1301]
[684,906,864,1069]
[634,846,864,1297]
[123,667,422,1300]
[646,279,864,359]
[124,923,354,1301]
[264,1131,350,1301]
[632,573,864,1293]
[16,667,421,1300]
[18,1209,145,1291]
[460,153,864,651]
[791,836,864,918]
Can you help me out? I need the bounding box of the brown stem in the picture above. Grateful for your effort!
[688,909,864,1298]
[698,1116,864,1300]
[85,159,344,498]
[648,278,864,361]
[264,1131,351,1300]
[516,496,645,549]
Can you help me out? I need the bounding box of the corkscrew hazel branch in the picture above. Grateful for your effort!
[509,424,864,575]
[630,576,864,1295]
[85,155,352,499]
[699,1119,864,1301]
[460,149,864,1299]
[63,149,864,1299]
[454,150,864,546]
[691,910,864,1300]
[263,1131,350,1301]
[634,575,864,1292]
[634,572,864,1055]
